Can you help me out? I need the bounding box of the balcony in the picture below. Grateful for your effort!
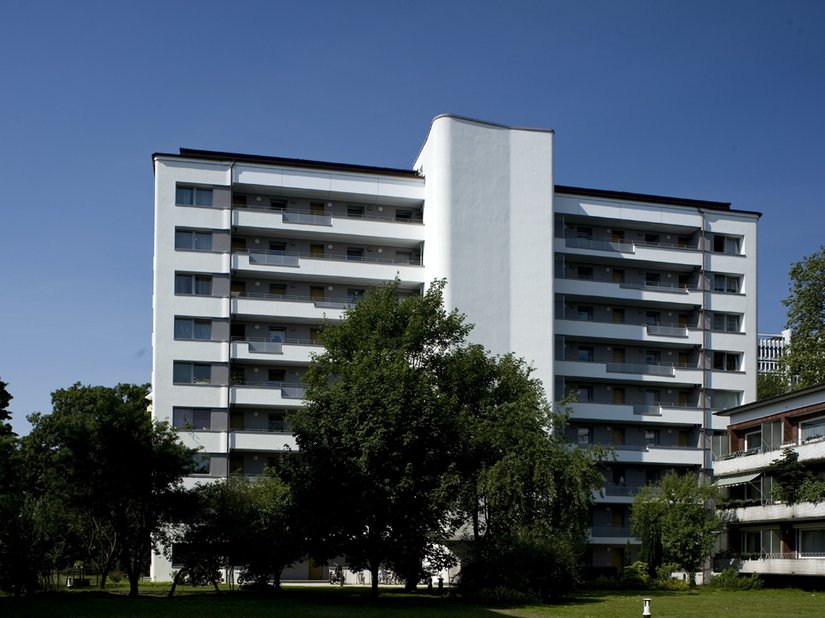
[557,359,703,385]
[229,430,297,452]
[555,277,702,306]
[569,401,702,425]
[231,207,425,244]
[230,338,322,363]
[719,554,825,576]
[724,501,825,524]
[555,237,702,268]
[231,293,349,321]
[232,250,426,284]
[555,317,700,345]
[229,382,306,406]
[588,526,636,543]
[603,444,704,466]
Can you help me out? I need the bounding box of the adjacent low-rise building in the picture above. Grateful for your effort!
[713,383,825,583]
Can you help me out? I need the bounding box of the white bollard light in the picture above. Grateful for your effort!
[642,597,652,617]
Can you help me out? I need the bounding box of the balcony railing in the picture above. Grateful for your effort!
[564,238,635,253]
[559,315,697,332]
[232,381,306,398]
[557,274,698,292]
[605,361,676,377]
[243,249,422,267]
[571,398,697,410]
[590,526,633,537]
[560,234,699,252]
[233,337,323,354]
[236,204,424,225]
[603,483,644,497]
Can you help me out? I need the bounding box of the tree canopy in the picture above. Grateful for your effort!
[631,471,723,585]
[23,383,195,595]
[782,246,825,388]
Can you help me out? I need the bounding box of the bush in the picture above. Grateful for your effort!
[620,562,650,589]
[711,568,763,590]
[466,586,539,606]
[655,577,689,591]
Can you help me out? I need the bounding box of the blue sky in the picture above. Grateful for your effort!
[1,0,824,434]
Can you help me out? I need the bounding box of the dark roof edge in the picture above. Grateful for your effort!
[555,184,762,216]
[153,149,421,179]
[715,382,825,417]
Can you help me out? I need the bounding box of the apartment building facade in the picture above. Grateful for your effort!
[151,115,759,580]
[713,384,825,582]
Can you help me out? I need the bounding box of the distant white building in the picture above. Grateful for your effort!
[757,330,791,375]
[150,115,760,580]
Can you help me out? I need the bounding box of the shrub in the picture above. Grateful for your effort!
[711,567,763,590]
[467,586,539,606]
[620,561,650,589]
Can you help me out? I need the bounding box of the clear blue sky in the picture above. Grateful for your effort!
[2,0,824,435]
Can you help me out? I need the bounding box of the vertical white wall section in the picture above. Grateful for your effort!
[416,116,555,397]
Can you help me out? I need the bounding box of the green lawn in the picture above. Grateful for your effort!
[2,586,824,618]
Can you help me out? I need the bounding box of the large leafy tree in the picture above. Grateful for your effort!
[290,279,469,596]
[0,378,27,595]
[443,349,607,599]
[24,383,195,595]
[631,471,723,585]
[782,246,825,388]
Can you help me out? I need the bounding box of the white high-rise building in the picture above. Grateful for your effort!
[151,115,759,579]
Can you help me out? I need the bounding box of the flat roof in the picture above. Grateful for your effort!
[152,148,760,216]
[716,382,825,417]
[153,148,422,179]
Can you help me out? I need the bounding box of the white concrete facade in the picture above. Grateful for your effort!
[151,115,759,579]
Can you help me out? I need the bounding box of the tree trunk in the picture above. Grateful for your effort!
[370,562,379,598]
[167,568,185,598]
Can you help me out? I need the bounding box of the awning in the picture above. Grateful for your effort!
[714,472,761,488]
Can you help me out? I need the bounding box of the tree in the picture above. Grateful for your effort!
[631,472,723,585]
[290,280,469,596]
[443,349,607,599]
[757,372,790,400]
[0,378,27,595]
[769,448,825,505]
[24,383,195,595]
[782,246,825,388]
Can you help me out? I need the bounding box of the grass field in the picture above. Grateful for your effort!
[2,585,824,617]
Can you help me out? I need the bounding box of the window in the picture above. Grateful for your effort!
[268,327,286,343]
[176,186,213,207]
[572,385,593,402]
[678,274,691,289]
[231,237,246,251]
[612,427,626,445]
[576,226,592,240]
[270,283,287,296]
[309,286,325,302]
[347,205,365,218]
[713,352,740,371]
[713,234,740,255]
[310,201,326,215]
[645,350,661,365]
[309,327,322,344]
[712,313,740,332]
[347,247,364,261]
[348,288,366,303]
[230,322,245,339]
[173,408,211,430]
[644,429,659,446]
[612,308,625,323]
[269,241,287,254]
[612,269,625,283]
[744,429,762,450]
[309,244,325,258]
[175,274,212,296]
[174,318,212,340]
[644,390,660,405]
[577,346,594,362]
[268,412,288,432]
[395,250,413,264]
[175,230,213,251]
[395,209,412,222]
[269,199,287,211]
[577,266,593,281]
[192,454,211,475]
[577,427,592,445]
[232,194,247,207]
[710,390,741,410]
[645,272,661,286]
[644,233,660,244]
[645,311,660,326]
[713,274,740,293]
[173,362,211,384]
[268,368,286,384]
[576,306,593,321]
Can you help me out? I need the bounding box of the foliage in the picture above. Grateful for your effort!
[769,448,825,505]
[710,567,763,590]
[464,585,539,606]
[619,561,649,589]
[291,280,469,596]
[782,246,825,388]
[631,472,723,585]
[757,372,790,400]
[23,383,195,595]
